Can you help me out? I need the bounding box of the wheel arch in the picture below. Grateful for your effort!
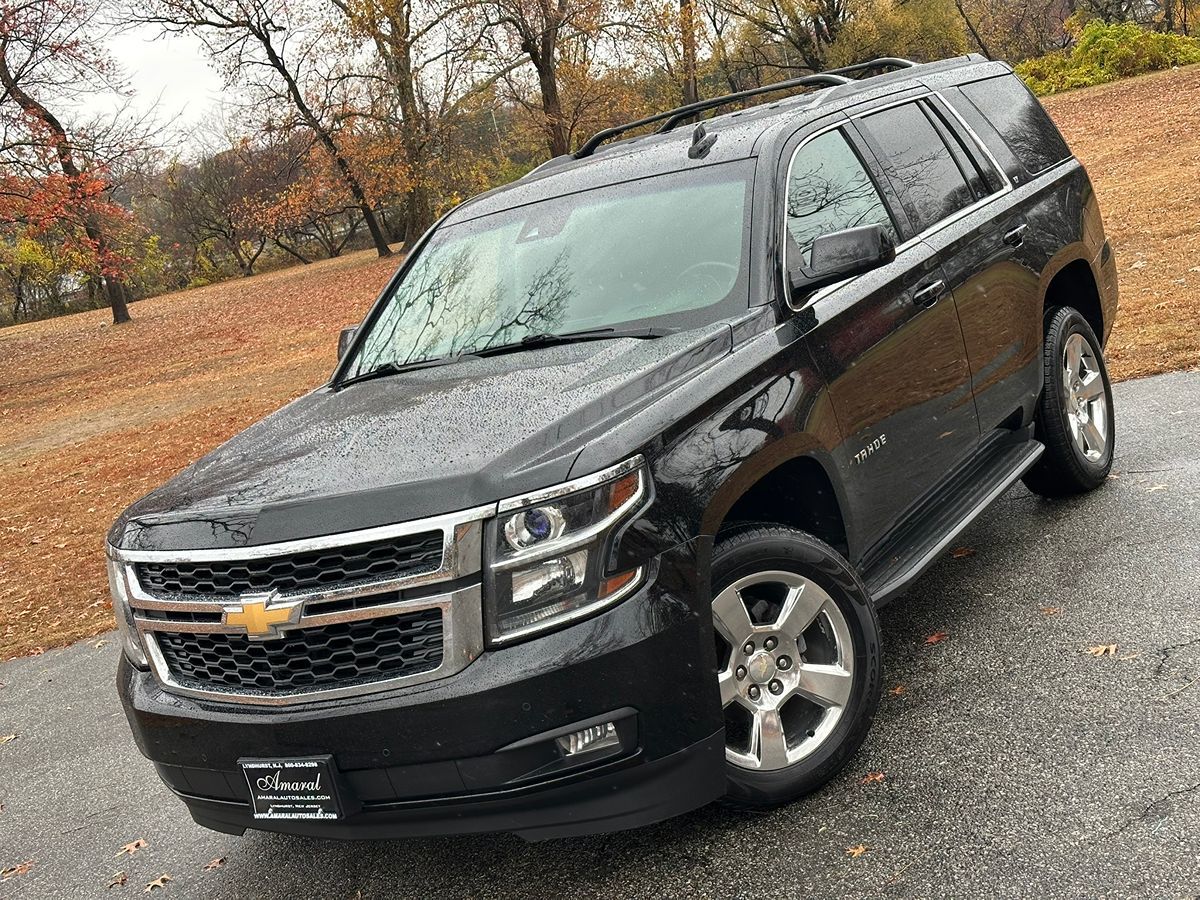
[703,451,852,561]
[1039,249,1105,344]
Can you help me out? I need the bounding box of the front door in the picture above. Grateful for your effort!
[780,123,980,558]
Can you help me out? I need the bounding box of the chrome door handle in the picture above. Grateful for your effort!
[1003,224,1028,247]
[912,280,945,308]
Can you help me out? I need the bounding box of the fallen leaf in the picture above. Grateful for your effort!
[116,839,147,857]
[1147,483,1167,493]
[1086,644,1118,657]
[924,631,949,645]
[846,844,869,858]
[203,857,225,871]
[0,734,16,745]
[860,771,886,785]
[1040,606,1062,616]
[2,861,33,880]
[889,684,906,696]
[1118,652,1141,661]
[109,872,128,889]
[950,546,976,559]
[145,874,172,892]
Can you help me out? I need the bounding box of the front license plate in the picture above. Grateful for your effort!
[239,756,343,820]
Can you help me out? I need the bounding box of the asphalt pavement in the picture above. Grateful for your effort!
[2,370,1198,900]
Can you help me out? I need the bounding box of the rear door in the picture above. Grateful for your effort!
[783,121,980,556]
[855,95,1042,434]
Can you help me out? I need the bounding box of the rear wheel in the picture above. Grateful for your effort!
[1023,307,1115,497]
[711,525,881,809]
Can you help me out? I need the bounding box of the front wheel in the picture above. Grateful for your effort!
[711,525,881,810]
[1023,307,1115,497]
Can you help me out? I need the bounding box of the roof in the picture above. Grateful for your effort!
[446,54,1011,226]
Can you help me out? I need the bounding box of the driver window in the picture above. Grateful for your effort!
[786,129,897,268]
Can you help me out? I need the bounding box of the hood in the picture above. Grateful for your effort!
[111,324,733,551]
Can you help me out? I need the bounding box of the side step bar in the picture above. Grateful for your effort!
[863,440,1045,605]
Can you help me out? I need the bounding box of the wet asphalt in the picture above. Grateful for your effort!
[1,370,1198,900]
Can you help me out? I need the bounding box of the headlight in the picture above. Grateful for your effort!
[485,456,649,644]
[105,550,149,669]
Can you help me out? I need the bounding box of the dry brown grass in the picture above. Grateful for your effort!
[1041,65,1200,380]
[1,250,398,658]
[2,67,1198,659]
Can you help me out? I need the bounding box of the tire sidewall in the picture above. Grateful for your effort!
[712,526,881,808]
[1045,310,1115,477]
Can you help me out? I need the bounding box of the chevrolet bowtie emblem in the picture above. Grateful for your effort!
[223,591,303,640]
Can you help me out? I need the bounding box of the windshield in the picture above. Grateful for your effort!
[345,162,753,377]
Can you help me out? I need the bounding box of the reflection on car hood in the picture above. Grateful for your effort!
[111,325,733,551]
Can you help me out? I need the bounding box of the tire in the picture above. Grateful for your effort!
[710,524,881,810]
[1022,307,1115,497]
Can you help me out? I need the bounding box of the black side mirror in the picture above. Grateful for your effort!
[788,224,896,297]
[337,325,359,361]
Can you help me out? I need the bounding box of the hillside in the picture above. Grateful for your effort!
[2,66,1199,659]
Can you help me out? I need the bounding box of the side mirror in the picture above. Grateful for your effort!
[337,325,359,361]
[788,224,896,297]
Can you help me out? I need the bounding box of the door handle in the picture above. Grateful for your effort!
[1003,224,1028,247]
[912,279,945,308]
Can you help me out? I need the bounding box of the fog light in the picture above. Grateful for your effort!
[555,721,620,757]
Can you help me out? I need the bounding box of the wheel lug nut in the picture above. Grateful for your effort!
[777,655,791,670]
[764,636,778,651]
[769,679,783,695]
[743,641,755,655]
[748,685,761,700]
[735,665,747,680]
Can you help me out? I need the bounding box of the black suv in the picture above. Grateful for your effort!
[108,55,1118,839]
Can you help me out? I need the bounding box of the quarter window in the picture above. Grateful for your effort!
[785,129,897,268]
[960,76,1070,175]
[862,102,976,234]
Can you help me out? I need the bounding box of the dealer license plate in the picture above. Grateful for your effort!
[239,756,343,820]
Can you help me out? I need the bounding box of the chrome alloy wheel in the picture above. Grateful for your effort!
[712,570,854,771]
[1063,332,1109,462]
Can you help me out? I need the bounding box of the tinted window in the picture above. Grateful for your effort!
[960,76,1070,175]
[863,103,976,233]
[785,129,896,267]
[926,100,1004,196]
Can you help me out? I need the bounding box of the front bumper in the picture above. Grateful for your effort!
[118,539,727,839]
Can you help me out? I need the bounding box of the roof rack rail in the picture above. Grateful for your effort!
[573,57,916,160]
[825,57,917,78]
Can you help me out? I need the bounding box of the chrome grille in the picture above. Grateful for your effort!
[135,531,443,598]
[111,506,490,706]
[157,609,443,693]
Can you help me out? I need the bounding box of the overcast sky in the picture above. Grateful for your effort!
[93,24,228,149]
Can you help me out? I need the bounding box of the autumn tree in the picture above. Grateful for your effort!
[249,127,408,261]
[0,0,144,323]
[475,0,630,157]
[331,0,443,241]
[719,0,853,74]
[137,0,394,258]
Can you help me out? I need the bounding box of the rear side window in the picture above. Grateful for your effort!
[785,129,897,267]
[861,103,976,234]
[960,76,1070,175]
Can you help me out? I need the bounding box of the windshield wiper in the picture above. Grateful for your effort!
[473,326,674,358]
[338,353,478,388]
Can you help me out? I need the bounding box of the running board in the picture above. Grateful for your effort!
[863,439,1044,605]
